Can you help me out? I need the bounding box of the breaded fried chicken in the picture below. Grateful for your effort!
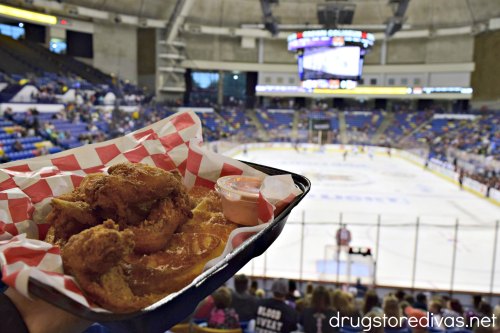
[63,221,224,313]
[46,163,193,250]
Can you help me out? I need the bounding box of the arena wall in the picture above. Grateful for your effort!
[93,23,138,84]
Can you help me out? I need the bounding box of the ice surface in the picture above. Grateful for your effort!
[229,146,500,293]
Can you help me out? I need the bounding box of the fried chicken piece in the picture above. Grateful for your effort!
[44,226,56,245]
[46,163,193,251]
[52,199,98,226]
[62,221,157,313]
[62,222,224,313]
[62,220,134,276]
[82,163,187,228]
[130,195,192,254]
[45,199,100,246]
[57,174,106,203]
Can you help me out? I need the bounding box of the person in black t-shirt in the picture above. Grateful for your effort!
[255,279,298,333]
[231,274,258,321]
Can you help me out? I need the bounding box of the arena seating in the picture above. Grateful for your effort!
[255,109,294,131]
[218,107,257,138]
[0,122,55,161]
[384,112,433,142]
[344,111,381,135]
[197,111,232,135]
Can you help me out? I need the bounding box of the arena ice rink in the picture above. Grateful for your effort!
[226,145,500,294]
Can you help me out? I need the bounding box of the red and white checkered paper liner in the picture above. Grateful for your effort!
[0,110,301,312]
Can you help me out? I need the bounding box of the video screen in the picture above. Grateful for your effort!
[300,46,362,81]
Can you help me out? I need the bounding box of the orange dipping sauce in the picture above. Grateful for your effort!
[216,175,263,226]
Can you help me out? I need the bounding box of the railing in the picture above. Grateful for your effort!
[225,143,499,294]
[240,210,500,295]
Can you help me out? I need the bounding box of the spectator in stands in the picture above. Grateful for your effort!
[384,295,406,328]
[466,295,484,322]
[303,283,314,307]
[3,107,14,121]
[478,302,493,318]
[399,300,411,316]
[0,153,9,163]
[287,280,300,305]
[254,279,298,333]
[395,290,406,303]
[38,146,49,156]
[331,289,341,311]
[12,140,23,153]
[404,294,415,306]
[444,299,464,322]
[334,290,362,325]
[363,289,382,315]
[250,280,259,297]
[429,300,445,329]
[404,305,428,333]
[256,289,266,299]
[413,293,428,311]
[231,274,258,322]
[300,285,336,333]
[207,287,240,330]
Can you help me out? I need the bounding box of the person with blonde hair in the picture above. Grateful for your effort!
[331,289,342,310]
[429,300,445,329]
[335,291,362,328]
[383,295,406,329]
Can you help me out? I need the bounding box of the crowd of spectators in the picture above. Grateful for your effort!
[188,275,500,333]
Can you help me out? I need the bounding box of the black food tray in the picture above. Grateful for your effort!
[28,161,311,333]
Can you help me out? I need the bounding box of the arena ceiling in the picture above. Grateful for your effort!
[53,0,500,29]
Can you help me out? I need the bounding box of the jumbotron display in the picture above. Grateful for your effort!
[287,29,375,83]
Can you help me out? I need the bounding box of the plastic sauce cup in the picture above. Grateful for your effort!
[216,175,263,226]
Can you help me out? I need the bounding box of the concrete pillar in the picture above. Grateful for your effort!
[258,38,264,64]
[380,39,387,65]
[217,70,224,105]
